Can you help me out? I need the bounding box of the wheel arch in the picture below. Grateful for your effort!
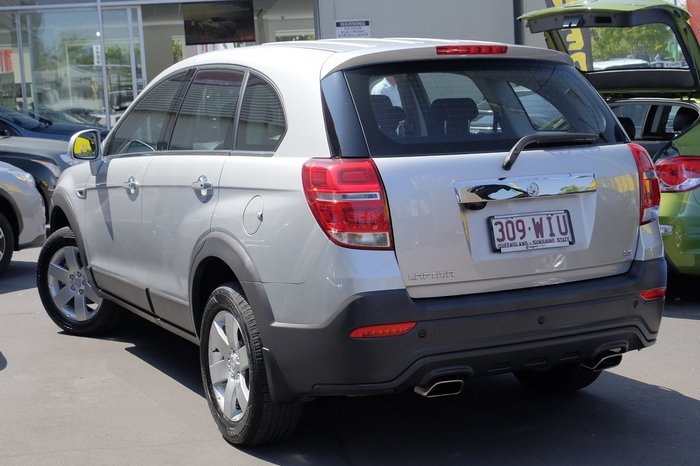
[47,191,90,270]
[190,231,269,341]
[190,231,296,403]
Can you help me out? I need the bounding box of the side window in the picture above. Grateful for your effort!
[236,74,285,151]
[170,69,244,151]
[512,84,568,132]
[0,122,14,136]
[612,104,648,138]
[666,105,698,135]
[106,72,188,156]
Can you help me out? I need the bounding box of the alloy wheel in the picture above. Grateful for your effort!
[46,245,102,322]
[208,310,251,422]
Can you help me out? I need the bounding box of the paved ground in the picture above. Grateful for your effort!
[1,247,699,465]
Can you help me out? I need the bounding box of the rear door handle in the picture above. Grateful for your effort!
[123,176,139,193]
[192,175,213,191]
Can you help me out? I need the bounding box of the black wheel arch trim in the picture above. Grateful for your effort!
[189,231,293,402]
[47,190,94,286]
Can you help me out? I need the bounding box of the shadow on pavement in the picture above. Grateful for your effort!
[99,314,700,466]
[250,373,700,466]
[106,313,203,396]
[0,260,37,294]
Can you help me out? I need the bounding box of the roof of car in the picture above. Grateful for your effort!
[155,38,572,84]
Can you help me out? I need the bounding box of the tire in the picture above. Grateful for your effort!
[0,211,14,274]
[36,227,121,336]
[200,284,302,446]
[514,363,602,393]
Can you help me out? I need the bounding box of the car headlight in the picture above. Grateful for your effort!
[8,168,35,188]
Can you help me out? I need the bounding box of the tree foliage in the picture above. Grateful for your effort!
[590,24,677,62]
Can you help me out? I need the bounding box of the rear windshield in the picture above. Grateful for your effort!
[333,59,619,157]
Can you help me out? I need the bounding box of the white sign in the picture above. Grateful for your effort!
[336,19,370,38]
[93,44,102,66]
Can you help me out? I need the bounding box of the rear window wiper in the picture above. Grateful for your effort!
[502,132,599,171]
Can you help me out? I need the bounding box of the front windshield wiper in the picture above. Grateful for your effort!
[502,132,599,171]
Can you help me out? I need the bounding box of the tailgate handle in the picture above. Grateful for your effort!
[455,173,596,204]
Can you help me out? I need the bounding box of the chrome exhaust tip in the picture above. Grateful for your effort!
[414,379,464,398]
[581,350,624,371]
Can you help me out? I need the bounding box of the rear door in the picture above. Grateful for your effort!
[343,57,640,299]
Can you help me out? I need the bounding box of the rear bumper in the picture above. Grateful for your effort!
[261,258,666,403]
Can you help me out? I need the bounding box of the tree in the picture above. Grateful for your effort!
[590,24,676,62]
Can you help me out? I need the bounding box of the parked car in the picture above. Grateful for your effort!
[0,161,45,273]
[0,136,79,221]
[36,38,665,446]
[0,106,108,141]
[522,0,700,276]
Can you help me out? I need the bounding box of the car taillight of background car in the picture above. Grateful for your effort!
[655,156,700,192]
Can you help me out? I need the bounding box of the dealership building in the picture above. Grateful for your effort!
[0,0,618,128]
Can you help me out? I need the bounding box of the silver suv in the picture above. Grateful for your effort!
[37,39,666,446]
[0,161,45,273]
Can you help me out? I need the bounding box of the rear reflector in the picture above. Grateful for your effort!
[302,158,393,250]
[655,156,700,192]
[639,287,666,301]
[349,322,416,339]
[436,45,508,55]
[629,143,660,225]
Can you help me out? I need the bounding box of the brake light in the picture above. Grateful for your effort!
[639,287,666,301]
[629,143,660,225]
[655,156,700,192]
[349,322,416,338]
[436,45,508,55]
[302,158,393,249]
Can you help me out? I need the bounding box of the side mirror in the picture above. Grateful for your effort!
[68,129,101,161]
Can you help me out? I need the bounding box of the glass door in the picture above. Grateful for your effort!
[102,7,145,128]
[0,13,20,110]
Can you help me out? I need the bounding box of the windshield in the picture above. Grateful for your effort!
[558,24,686,72]
[338,59,616,157]
[0,106,43,130]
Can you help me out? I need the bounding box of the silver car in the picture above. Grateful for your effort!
[36,39,666,446]
[0,161,45,273]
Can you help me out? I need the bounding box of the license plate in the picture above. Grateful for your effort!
[489,210,575,253]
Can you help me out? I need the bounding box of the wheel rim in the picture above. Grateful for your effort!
[46,245,102,322]
[208,310,251,422]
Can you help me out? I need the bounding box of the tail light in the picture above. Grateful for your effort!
[655,156,700,192]
[629,143,660,225]
[639,287,666,301]
[302,158,393,250]
[349,322,416,338]
[436,45,508,55]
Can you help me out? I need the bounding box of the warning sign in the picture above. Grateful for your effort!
[335,19,370,38]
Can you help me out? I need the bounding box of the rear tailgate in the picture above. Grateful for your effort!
[375,145,639,299]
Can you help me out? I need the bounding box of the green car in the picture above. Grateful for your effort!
[522,0,700,276]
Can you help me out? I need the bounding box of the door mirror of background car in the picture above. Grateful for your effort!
[69,129,101,161]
